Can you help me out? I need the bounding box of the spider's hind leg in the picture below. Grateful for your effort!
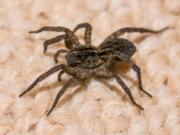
[131,63,152,97]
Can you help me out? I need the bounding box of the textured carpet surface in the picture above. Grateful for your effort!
[0,0,180,135]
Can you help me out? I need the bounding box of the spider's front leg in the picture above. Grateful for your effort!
[131,63,152,97]
[114,74,144,110]
[73,23,92,45]
[122,58,152,97]
[115,54,152,97]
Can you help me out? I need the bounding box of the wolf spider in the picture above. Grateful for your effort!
[19,23,169,115]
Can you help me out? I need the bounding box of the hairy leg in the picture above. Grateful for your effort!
[29,26,80,50]
[114,74,144,110]
[54,49,69,63]
[73,23,92,45]
[47,77,77,116]
[101,26,169,44]
[131,63,152,97]
[19,64,65,97]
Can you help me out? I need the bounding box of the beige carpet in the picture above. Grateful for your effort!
[0,0,180,135]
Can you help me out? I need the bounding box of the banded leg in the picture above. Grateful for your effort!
[101,26,169,44]
[73,23,92,45]
[29,26,80,50]
[47,77,77,116]
[131,63,152,97]
[54,49,69,63]
[114,74,144,110]
[19,64,65,97]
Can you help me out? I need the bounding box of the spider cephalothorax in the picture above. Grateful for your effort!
[19,23,169,115]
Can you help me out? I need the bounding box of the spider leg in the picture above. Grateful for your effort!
[29,26,74,34]
[29,26,80,50]
[113,53,153,97]
[54,49,69,63]
[73,23,92,45]
[131,63,153,97]
[19,64,65,97]
[47,77,77,116]
[57,70,64,81]
[114,74,144,110]
[43,35,66,53]
[101,26,169,44]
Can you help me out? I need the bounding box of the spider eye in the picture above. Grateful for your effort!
[126,44,136,57]
[128,45,136,53]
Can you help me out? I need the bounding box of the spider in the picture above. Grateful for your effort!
[19,23,169,116]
